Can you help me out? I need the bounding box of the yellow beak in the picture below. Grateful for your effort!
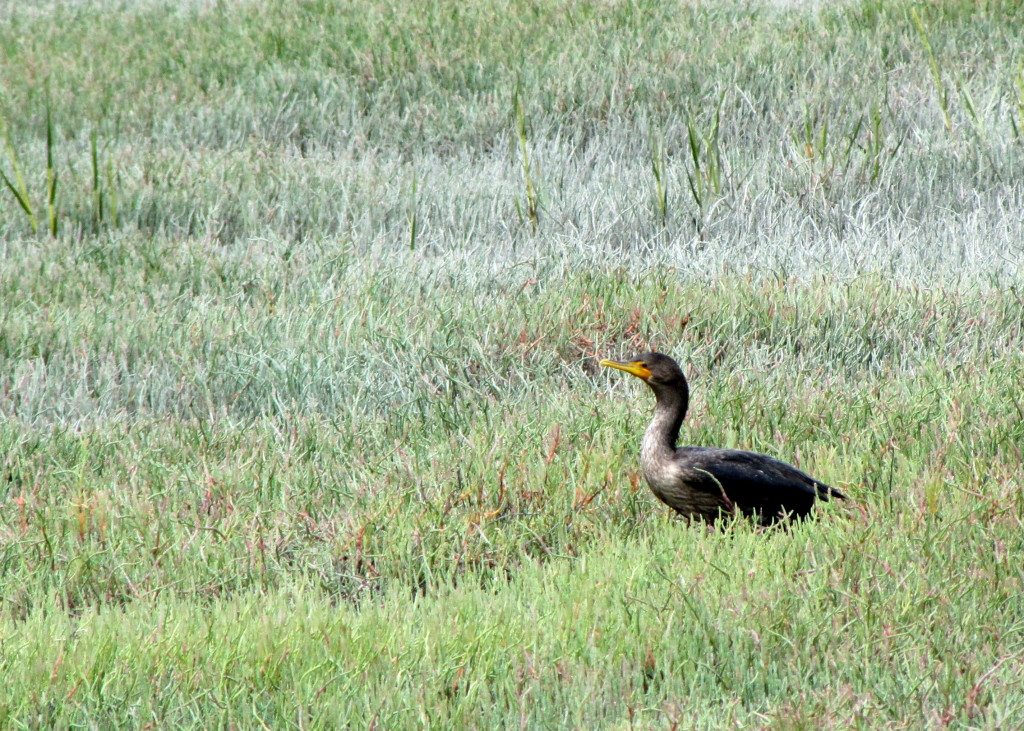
[599,359,652,380]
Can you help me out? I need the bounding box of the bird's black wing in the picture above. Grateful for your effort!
[677,448,841,522]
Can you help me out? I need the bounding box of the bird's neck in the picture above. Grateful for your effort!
[642,383,688,458]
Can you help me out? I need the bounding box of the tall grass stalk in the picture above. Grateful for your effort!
[957,78,985,143]
[911,8,953,136]
[512,79,539,234]
[0,102,60,237]
[44,103,58,237]
[1009,65,1024,143]
[649,130,668,227]
[407,167,418,250]
[89,130,120,230]
[799,102,829,163]
[0,115,37,234]
[684,98,725,235]
[866,99,886,183]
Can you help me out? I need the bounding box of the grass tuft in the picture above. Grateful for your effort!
[0,113,38,233]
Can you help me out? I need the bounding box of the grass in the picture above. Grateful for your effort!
[1,0,1023,727]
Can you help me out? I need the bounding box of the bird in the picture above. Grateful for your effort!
[600,352,845,526]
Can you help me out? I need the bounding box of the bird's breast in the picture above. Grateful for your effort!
[639,443,685,499]
[639,443,731,519]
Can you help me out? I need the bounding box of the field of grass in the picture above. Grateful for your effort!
[2,0,1023,727]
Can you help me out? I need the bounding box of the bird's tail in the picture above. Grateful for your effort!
[817,483,847,501]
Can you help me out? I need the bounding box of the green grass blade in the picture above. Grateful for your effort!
[0,115,37,233]
[45,101,58,237]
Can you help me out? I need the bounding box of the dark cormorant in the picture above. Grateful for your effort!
[600,352,845,526]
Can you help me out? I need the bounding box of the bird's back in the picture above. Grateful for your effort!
[646,446,842,525]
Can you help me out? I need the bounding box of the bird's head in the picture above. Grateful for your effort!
[599,351,687,388]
